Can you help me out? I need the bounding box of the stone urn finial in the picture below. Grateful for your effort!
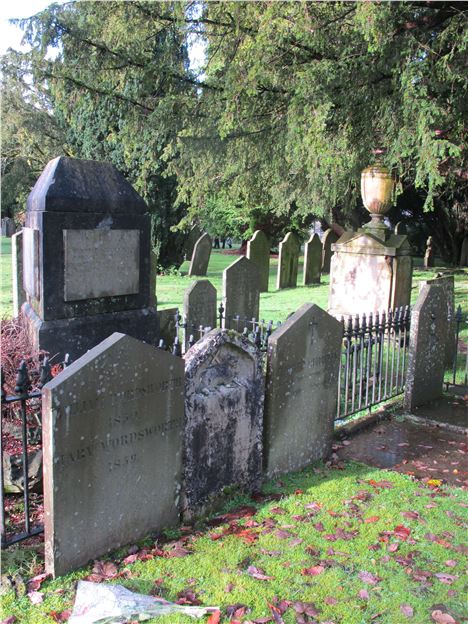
[361,151,396,239]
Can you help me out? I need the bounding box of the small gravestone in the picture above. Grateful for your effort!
[460,237,468,267]
[12,230,26,318]
[424,236,434,268]
[404,283,447,410]
[1,217,16,237]
[183,329,264,516]
[42,333,184,577]
[420,275,455,367]
[184,280,217,347]
[21,157,158,362]
[321,229,339,273]
[156,307,178,349]
[188,233,212,276]
[276,232,300,289]
[223,256,260,329]
[247,230,270,292]
[264,303,342,477]
[303,233,322,285]
[184,225,202,261]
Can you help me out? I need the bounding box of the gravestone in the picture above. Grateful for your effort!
[303,233,322,285]
[188,233,212,277]
[460,237,468,267]
[1,217,16,237]
[184,225,202,261]
[394,222,407,235]
[264,303,342,477]
[184,280,217,347]
[321,229,339,273]
[246,230,270,292]
[183,329,264,516]
[21,157,158,362]
[276,232,300,289]
[157,307,178,349]
[12,230,26,318]
[42,332,184,577]
[420,275,455,367]
[424,236,434,268]
[404,283,447,410]
[223,256,260,329]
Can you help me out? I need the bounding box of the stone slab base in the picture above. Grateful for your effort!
[22,302,159,362]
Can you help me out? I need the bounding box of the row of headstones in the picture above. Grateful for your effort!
[42,302,342,578]
[185,227,340,290]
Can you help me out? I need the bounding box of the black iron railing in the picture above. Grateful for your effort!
[447,305,467,388]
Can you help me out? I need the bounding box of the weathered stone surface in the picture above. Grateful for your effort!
[394,221,407,235]
[157,307,178,349]
[276,232,300,289]
[420,275,455,367]
[183,329,264,515]
[321,229,339,273]
[328,231,412,317]
[1,217,16,237]
[184,225,202,261]
[424,236,434,268]
[247,230,270,292]
[460,237,468,267]
[264,303,342,477]
[21,156,158,362]
[188,233,212,277]
[3,449,42,494]
[42,333,184,577]
[184,280,217,347]
[12,230,26,318]
[223,257,260,329]
[303,233,322,285]
[63,230,140,301]
[404,283,447,411]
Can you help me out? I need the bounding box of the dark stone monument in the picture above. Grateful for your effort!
[264,303,342,477]
[184,280,217,347]
[188,233,212,277]
[303,233,322,285]
[156,307,178,349]
[424,236,434,268]
[321,229,339,273]
[42,332,184,577]
[223,256,260,328]
[183,329,264,516]
[184,225,202,261]
[404,283,447,410]
[276,232,300,289]
[1,217,16,237]
[246,230,270,292]
[21,157,158,361]
[420,275,456,367]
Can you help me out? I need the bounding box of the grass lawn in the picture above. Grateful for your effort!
[1,461,466,624]
[2,237,466,324]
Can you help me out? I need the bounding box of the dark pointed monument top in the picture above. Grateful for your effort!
[26,156,147,214]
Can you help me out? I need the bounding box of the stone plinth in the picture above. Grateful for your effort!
[328,229,412,318]
[21,157,158,361]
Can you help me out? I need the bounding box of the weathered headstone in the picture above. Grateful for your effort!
[264,303,342,477]
[183,329,264,516]
[460,237,468,267]
[420,275,455,367]
[223,256,260,329]
[156,307,178,349]
[11,230,26,318]
[247,230,270,292]
[42,332,184,577]
[1,217,16,237]
[404,283,447,410]
[321,229,339,273]
[184,280,217,347]
[188,233,212,277]
[303,233,322,285]
[276,232,300,289]
[424,236,434,268]
[21,157,158,362]
[184,225,202,261]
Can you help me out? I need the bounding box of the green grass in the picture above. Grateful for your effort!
[1,236,13,317]
[1,462,466,624]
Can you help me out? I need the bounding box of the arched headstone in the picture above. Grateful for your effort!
[321,229,339,273]
[303,233,322,285]
[188,233,212,276]
[223,256,260,328]
[276,232,300,289]
[247,230,270,292]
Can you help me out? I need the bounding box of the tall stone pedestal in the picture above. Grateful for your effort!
[328,228,412,318]
[22,157,158,361]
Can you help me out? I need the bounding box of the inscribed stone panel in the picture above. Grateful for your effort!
[42,333,184,577]
[264,303,342,476]
[63,229,140,301]
[223,257,260,328]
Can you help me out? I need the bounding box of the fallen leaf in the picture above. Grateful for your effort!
[247,566,273,581]
[301,565,325,576]
[27,573,50,592]
[207,611,221,624]
[434,573,458,584]
[50,611,72,623]
[325,597,338,605]
[400,604,414,618]
[305,545,320,556]
[313,522,325,532]
[431,610,456,623]
[358,571,380,585]
[86,560,118,583]
[27,591,44,605]
[275,530,293,539]
[1,617,17,624]
[444,560,457,567]
[226,604,249,619]
[292,601,320,617]
[289,538,303,547]
[224,582,234,593]
[394,525,411,541]
[387,543,399,552]
[358,589,369,600]
[268,603,285,624]
[364,516,380,524]
[176,589,202,605]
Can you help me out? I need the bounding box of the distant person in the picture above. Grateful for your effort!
[213,237,220,249]
[226,236,232,248]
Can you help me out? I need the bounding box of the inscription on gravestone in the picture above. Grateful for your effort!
[42,333,184,577]
[63,229,140,301]
[264,303,342,477]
